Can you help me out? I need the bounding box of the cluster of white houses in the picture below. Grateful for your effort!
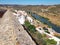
[13,10,60,45]
[13,10,33,25]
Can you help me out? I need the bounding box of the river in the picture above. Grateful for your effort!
[31,13,60,33]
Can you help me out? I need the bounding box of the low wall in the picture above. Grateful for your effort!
[0,10,36,45]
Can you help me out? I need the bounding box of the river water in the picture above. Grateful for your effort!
[31,13,60,33]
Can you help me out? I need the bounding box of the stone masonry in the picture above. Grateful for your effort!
[0,10,36,45]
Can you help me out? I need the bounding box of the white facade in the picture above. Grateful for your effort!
[27,16,33,25]
[13,10,33,25]
[18,15,25,24]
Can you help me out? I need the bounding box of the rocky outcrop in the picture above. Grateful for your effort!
[0,10,36,45]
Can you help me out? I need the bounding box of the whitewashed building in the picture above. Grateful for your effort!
[27,16,33,25]
[13,10,33,25]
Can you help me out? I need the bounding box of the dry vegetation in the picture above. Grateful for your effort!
[0,4,60,28]
[23,5,60,26]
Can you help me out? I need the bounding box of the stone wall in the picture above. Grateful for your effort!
[0,10,36,45]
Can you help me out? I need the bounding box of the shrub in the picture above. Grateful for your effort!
[28,25,36,33]
[37,32,42,39]
[24,21,30,27]
[24,21,36,33]
[46,39,57,45]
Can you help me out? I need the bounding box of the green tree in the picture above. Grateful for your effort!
[46,39,57,45]
[28,25,36,33]
[24,21,36,33]
[24,21,30,27]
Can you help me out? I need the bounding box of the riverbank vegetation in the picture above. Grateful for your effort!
[24,21,36,33]
[24,21,57,45]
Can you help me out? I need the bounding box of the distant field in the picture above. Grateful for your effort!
[0,4,60,26]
